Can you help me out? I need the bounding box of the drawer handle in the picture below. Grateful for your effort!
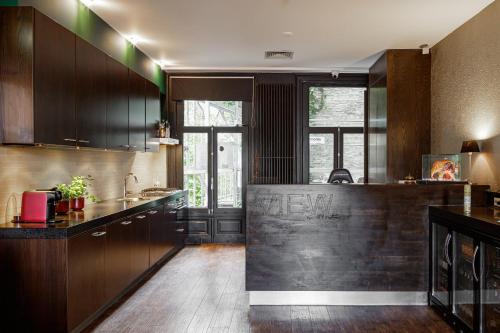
[120,144,130,148]
[121,221,132,225]
[168,210,177,214]
[176,228,185,233]
[136,215,146,219]
[64,138,77,142]
[91,231,106,237]
[78,139,90,144]
[148,210,158,215]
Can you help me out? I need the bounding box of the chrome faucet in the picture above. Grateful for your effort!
[124,173,138,197]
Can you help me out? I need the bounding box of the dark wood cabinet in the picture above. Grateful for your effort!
[128,70,146,152]
[145,79,160,152]
[67,226,107,332]
[33,10,76,146]
[0,7,162,152]
[105,218,133,302]
[367,50,430,183]
[149,204,175,264]
[76,37,107,148]
[106,57,130,150]
[131,212,150,279]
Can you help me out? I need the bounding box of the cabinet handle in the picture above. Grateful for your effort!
[78,139,90,144]
[148,210,158,215]
[64,138,77,142]
[121,221,132,225]
[120,144,130,148]
[91,231,106,237]
[168,210,177,214]
[444,233,452,266]
[176,228,185,233]
[472,245,479,282]
[129,145,137,149]
[136,215,147,219]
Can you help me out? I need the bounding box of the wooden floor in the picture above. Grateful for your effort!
[87,245,453,333]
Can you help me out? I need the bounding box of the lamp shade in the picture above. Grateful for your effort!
[461,140,480,153]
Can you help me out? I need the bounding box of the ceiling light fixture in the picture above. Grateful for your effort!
[155,59,174,68]
[127,35,141,45]
[80,0,96,7]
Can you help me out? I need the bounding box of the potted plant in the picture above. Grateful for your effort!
[66,175,97,211]
[55,183,71,214]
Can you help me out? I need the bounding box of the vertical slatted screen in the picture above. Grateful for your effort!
[251,83,296,184]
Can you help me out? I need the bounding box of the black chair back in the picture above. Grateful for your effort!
[327,168,354,184]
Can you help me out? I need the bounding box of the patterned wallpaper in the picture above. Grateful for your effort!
[431,0,500,190]
[0,146,167,223]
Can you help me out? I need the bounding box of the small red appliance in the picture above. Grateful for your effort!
[20,191,58,223]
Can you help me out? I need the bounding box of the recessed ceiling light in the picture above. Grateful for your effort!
[80,0,96,7]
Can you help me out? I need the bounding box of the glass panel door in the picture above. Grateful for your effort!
[432,223,451,306]
[453,232,476,329]
[183,133,209,208]
[309,133,335,184]
[216,132,242,209]
[482,242,500,331]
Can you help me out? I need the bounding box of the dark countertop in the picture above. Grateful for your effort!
[0,191,186,239]
[429,205,500,238]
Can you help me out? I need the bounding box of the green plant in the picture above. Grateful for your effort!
[58,175,98,202]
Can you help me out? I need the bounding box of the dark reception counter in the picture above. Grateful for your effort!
[246,184,489,305]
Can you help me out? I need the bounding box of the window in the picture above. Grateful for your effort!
[184,100,242,127]
[306,86,366,183]
[183,133,208,208]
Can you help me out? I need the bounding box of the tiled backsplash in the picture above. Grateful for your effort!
[0,146,167,222]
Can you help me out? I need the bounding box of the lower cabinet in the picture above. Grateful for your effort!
[149,204,174,264]
[430,213,500,332]
[131,212,150,279]
[67,226,107,332]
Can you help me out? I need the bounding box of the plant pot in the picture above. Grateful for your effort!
[56,199,70,215]
[70,197,85,211]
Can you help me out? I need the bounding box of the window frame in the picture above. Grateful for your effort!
[302,81,368,184]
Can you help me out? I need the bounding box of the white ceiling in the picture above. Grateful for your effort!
[88,0,493,72]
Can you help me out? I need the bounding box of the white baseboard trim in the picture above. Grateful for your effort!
[249,291,428,306]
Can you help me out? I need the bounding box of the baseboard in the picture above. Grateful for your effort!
[249,291,428,306]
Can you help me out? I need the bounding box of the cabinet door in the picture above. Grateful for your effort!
[432,223,451,307]
[453,231,478,330]
[67,227,106,331]
[33,11,76,146]
[106,57,129,150]
[76,37,107,148]
[145,80,160,152]
[128,71,146,152]
[131,213,150,279]
[481,242,500,332]
[105,218,133,301]
[149,205,172,264]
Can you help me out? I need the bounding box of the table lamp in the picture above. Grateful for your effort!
[461,140,480,183]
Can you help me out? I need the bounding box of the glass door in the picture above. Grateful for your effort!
[481,242,500,332]
[453,232,478,329]
[432,223,451,307]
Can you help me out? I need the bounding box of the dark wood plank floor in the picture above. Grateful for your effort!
[87,245,453,333]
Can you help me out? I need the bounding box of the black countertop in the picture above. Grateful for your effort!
[0,191,186,239]
[429,205,500,238]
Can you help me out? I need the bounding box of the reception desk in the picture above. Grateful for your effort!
[246,184,488,305]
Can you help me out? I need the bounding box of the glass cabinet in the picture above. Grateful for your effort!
[430,209,500,333]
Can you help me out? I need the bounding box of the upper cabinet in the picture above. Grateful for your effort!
[145,79,161,153]
[128,70,146,152]
[0,7,161,152]
[106,57,130,151]
[367,50,431,183]
[76,37,107,149]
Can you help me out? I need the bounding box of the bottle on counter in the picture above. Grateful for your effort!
[464,184,472,214]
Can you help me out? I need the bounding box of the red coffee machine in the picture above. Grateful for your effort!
[20,190,60,223]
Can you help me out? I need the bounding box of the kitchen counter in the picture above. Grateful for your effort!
[246,184,489,306]
[0,191,185,239]
[429,205,500,237]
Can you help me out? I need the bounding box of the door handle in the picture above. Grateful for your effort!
[444,233,452,266]
[91,231,106,237]
[121,221,132,225]
[472,245,479,282]
[136,215,146,219]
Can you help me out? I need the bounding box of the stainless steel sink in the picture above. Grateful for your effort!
[116,197,151,202]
